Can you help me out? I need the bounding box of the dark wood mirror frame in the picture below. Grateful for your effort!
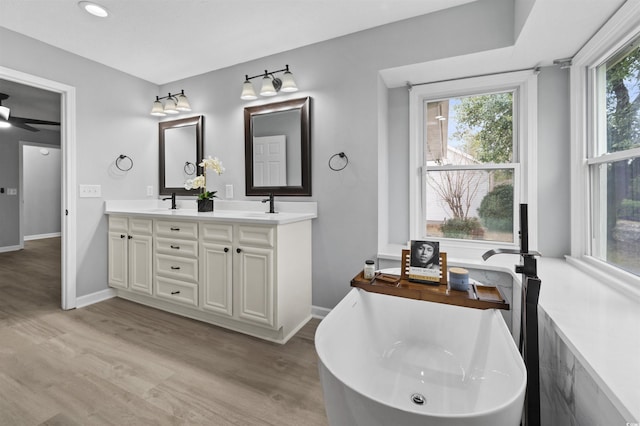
[244,97,311,196]
[159,115,204,196]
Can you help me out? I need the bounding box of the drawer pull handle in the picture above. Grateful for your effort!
[170,245,180,249]
[224,247,229,253]
[171,290,180,295]
[170,266,181,270]
[170,227,180,231]
[236,248,242,253]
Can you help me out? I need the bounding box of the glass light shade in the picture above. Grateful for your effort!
[260,76,277,96]
[78,1,109,17]
[150,100,166,116]
[0,120,10,128]
[175,94,191,111]
[164,97,179,114]
[0,105,9,120]
[241,80,258,100]
[280,71,298,92]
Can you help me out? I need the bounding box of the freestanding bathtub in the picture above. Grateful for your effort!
[315,288,526,426]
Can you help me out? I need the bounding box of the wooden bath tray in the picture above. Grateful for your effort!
[350,271,509,310]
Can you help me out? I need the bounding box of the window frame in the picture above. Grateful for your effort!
[570,1,640,291]
[408,71,538,259]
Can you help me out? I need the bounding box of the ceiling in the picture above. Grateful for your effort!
[0,0,627,126]
[0,0,475,85]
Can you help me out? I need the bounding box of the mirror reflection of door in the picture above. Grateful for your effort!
[164,125,196,187]
[252,109,301,186]
[253,135,287,186]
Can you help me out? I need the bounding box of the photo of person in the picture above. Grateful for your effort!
[408,240,440,283]
[410,240,439,269]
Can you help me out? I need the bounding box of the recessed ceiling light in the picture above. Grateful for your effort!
[78,1,109,18]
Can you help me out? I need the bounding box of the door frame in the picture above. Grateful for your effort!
[1,66,77,310]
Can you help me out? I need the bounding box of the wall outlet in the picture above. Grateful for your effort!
[146,185,153,196]
[225,184,233,199]
[79,184,102,198]
[7,188,17,195]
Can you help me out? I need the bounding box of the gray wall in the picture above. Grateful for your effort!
[1,27,158,296]
[0,127,59,247]
[1,0,568,309]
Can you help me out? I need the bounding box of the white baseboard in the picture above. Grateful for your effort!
[75,288,116,308]
[312,305,331,319]
[0,245,22,253]
[24,232,61,241]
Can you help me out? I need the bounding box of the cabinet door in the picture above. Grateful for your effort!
[129,234,153,295]
[108,231,128,289]
[201,241,233,316]
[237,245,274,327]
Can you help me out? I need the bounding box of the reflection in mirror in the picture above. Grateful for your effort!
[245,97,310,196]
[159,115,203,196]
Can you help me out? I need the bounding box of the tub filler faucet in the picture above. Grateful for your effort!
[482,204,542,426]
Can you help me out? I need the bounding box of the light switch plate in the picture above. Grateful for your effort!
[7,188,17,195]
[225,184,233,199]
[146,185,153,196]
[79,184,102,198]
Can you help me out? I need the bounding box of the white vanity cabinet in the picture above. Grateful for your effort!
[107,216,153,295]
[106,210,314,344]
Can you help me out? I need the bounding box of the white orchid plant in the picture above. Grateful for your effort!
[184,156,225,200]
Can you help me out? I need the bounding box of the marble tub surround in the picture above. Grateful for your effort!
[104,199,317,224]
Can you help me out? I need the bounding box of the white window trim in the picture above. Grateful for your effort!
[401,70,538,261]
[569,0,640,293]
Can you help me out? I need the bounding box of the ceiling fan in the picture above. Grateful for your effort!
[0,92,61,132]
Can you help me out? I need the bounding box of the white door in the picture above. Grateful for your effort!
[253,135,287,186]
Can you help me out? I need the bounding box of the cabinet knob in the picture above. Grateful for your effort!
[224,247,229,253]
[236,248,242,253]
[120,234,125,238]
[170,290,180,295]
[170,245,180,249]
[170,266,181,270]
[127,235,133,240]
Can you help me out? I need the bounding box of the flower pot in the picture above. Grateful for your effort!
[197,199,214,212]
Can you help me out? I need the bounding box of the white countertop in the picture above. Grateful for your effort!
[104,199,317,225]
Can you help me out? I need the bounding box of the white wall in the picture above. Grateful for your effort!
[22,143,61,238]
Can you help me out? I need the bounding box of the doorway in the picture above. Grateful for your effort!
[0,65,77,310]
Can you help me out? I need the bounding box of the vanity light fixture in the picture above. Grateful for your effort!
[150,90,191,117]
[240,65,298,100]
[0,98,10,128]
[78,1,109,18]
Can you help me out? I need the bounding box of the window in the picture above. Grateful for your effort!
[409,71,537,255]
[424,92,517,243]
[588,34,640,276]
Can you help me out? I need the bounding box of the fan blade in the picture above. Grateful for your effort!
[7,120,39,132]
[10,116,60,126]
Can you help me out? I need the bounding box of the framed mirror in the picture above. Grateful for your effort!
[244,96,311,196]
[159,115,203,196]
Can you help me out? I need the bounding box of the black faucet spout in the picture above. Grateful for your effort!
[261,193,276,213]
[162,192,177,210]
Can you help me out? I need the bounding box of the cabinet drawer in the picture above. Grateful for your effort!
[130,218,153,235]
[156,276,198,307]
[156,237,198,258]
[201,223,233,243]
[156,254,198,282]
[155,220,198,240]
[109,216,128,233]
[237,225,274,248]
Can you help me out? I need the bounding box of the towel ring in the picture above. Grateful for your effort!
[115,154,133,171]
[184,161,196,175]
[328,152,349,171]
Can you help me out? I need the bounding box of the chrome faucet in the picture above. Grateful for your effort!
[162,192,177,210]
[261,193,276,213]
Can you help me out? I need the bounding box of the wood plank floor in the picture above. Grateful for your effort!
[0,238,328,426]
